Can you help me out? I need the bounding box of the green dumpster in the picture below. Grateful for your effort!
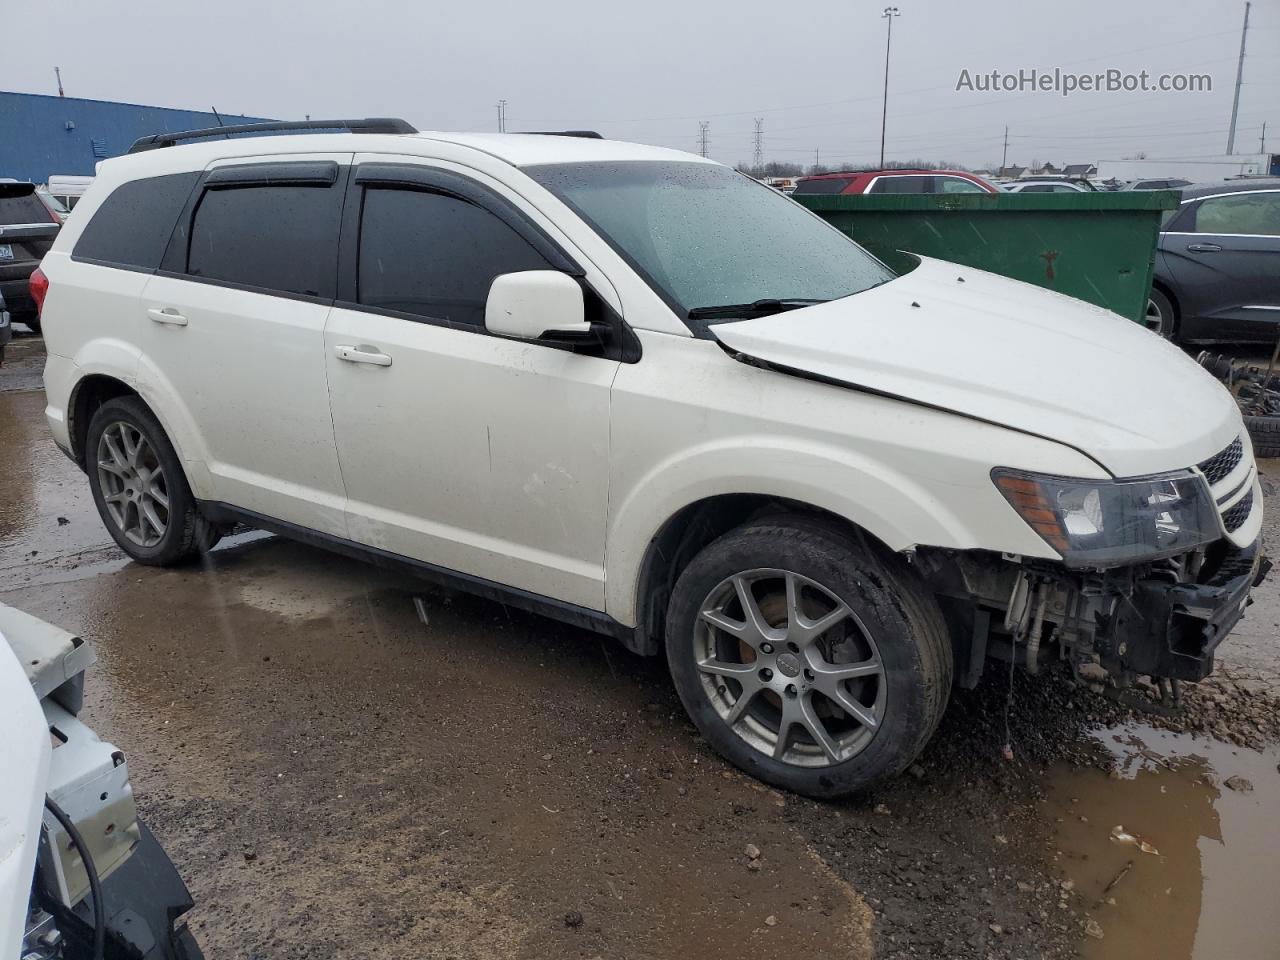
[794,191,1180,323]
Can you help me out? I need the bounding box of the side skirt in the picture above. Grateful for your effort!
[196,500,646,653]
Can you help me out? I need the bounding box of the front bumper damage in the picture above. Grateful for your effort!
[921,536,1270,687]
[32,819,202,960]
[1101,538,1269,681]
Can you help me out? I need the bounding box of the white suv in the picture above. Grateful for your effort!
[35,119,1266,797]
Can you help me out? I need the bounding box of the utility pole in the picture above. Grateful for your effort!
[54,66,64,97]
[879,6,900,168]
[1002,125,1009,170]
[1260,121,1267,154]
[814,147,820,170]
[698,121,710,158]
[752,118,764,171]
[497,99,508,133]
[1226,1,1250,155]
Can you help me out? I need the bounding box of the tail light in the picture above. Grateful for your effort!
[29,267,49,317]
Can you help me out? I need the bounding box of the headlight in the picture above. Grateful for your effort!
[993,469,1219,568]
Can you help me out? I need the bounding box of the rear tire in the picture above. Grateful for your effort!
[86,396,221,565]
[665,516,952,798]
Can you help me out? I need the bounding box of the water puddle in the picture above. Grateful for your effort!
[1045,724,1280,959]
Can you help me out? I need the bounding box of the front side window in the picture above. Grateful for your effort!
[356,187,552,326]
[937,177,987,194]
[187,183,341,297]
[526,161,892,321]
[867,176,928,194]
[1193,192,1280,236]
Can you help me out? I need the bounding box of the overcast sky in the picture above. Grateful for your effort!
[6,0,1278,170]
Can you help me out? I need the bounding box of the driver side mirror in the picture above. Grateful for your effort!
[485,271,590,341]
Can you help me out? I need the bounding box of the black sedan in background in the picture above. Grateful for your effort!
[1150,179,1280,342]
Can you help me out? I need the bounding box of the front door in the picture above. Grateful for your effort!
[323,160,618,609]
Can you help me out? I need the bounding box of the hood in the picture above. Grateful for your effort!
[712,257,1240,477]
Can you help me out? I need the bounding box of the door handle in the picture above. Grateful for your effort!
[147,307,188,326]
[335,344,393,367]
[1186,243,1222,253]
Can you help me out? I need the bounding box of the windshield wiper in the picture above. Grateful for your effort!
[687,298,828,321]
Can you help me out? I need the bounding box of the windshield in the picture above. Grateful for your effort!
[524,161,893,321]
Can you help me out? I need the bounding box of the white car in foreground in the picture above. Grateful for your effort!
[0,605,202,959]
[33,119,1267,796]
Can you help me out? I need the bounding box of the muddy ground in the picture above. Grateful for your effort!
[3,332,1278,960]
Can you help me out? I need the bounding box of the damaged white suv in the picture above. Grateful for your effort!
[35,119,1266,797]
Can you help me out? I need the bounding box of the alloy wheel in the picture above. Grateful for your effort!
[1144,296,1167,336]
[96,421,169,547]
[693,568,885,767]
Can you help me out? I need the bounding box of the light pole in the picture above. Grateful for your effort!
[880,6,900,168]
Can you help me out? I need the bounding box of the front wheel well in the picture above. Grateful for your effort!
[70,375,140,470]
[631,495,875,656]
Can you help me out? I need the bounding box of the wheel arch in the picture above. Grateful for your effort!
[626,493,895,657]
[69,374,141,469]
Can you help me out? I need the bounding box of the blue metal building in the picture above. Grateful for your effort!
[0,91,269,183]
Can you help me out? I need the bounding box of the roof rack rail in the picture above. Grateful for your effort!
[127,118,418,154]
[518,130,604,139]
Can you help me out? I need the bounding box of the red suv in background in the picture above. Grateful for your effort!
[794,169,998,195]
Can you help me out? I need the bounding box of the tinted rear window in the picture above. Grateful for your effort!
[793,177,855,195]
[0,185,53,225]
[73,173,199,270]
[187,183,342,298]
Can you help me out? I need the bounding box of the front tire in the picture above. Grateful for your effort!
[86,396,221,565]
[666,517,952,798]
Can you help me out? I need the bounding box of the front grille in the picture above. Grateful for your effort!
[1222,489,1254,532]
[1198,438,1243,485]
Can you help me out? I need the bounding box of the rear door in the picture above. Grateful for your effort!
[0,183,60,325]
[136,154,351,535]
[1160,189,1280,340]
